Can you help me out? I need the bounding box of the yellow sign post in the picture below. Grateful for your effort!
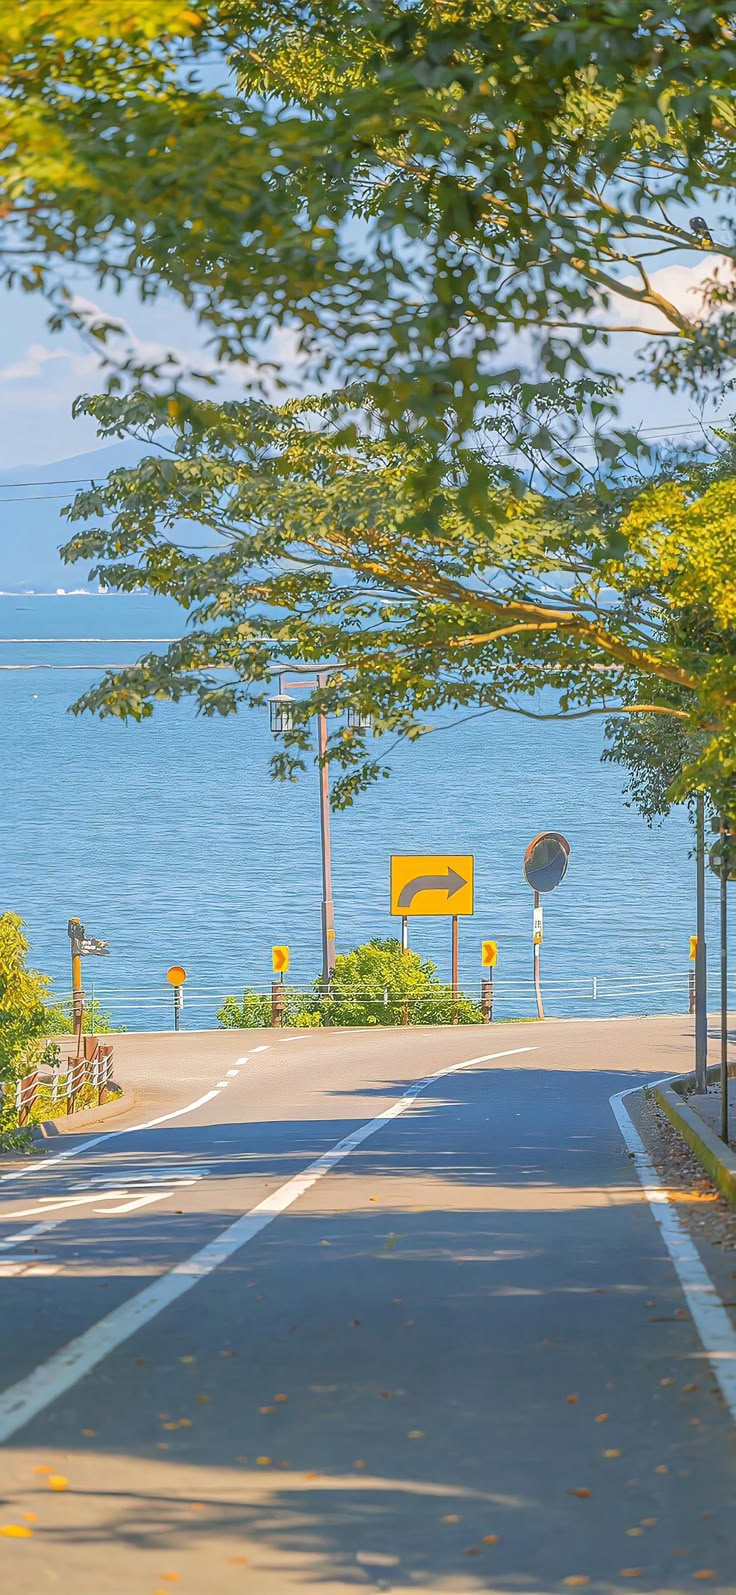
[390,855,474,918]
[167,965,187,986]
[272,945,290,976]
[481,940,498,967]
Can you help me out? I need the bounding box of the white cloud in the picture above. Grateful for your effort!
[611,254,734,331]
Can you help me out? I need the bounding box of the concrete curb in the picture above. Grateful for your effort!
[32,1086,133,1140]
[653,1064,736,1208]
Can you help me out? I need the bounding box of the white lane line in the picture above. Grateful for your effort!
[226,1069,240,1077]
[0,1220,61,1250]
[215,1080,230,1089]
[0,1045,532,1442]
[611,1085,736,1424]
[251,1045,269,1053]
[0,1089,222,1186]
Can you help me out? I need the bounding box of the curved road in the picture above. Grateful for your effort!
[0,1017,734,1592]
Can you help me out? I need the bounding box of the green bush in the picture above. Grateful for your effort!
[322,938,483,1026]
[217,990,322,1029]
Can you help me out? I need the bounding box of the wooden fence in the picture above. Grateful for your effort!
[11,1037,115,1129]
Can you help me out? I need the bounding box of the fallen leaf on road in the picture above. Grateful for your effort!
[660,1378,674,1386]
[354,1460,366,1469]
[81,1429,96,1438]
[179,1356,196,1364]
[187,1504,205,1512]
[48,1476,68,1492]
[178,1419,192,1428]
[683,1383,698,1392]
[260,1406,275,1415]
[1,1525,32,1537]
[645,1301,655,1307]
[641,1517,657,1526]
[408,1431,424,1439]
[594,1414,608,1423]
[566,1395,578,1405]
[603,1450,621,1459]
[162,1423,179,1431]
[464,1547,480,1555]
[404,1320,415,1328]
[32,1466,54,1474]
[483,1535,499,1544]
[626,1528,643,1537]
[236,1457,248,1464]
[654,1465,669,1473]
[196,1395,209,1404]
[256,1457,271,1466]
[441,1514,462,1523]
[21,1514,36,1523]
[219,1350,235,1358]
[160,1575,180,1583]
[156,1444,171,1451]
[620,1570,642,1579]
[225,1558,249,1566]
[274,1394,288,1403]
[563,1577,589,1586]
[303,1472,319,1480]
[694,1574,716,1581]
[567,1489,591,1499]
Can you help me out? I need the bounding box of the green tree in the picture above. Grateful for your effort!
[0,913,57,1146]
[1,4,735,461]
[60,388,736,806]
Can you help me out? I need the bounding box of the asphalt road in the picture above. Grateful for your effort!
[0,1016,734,1594]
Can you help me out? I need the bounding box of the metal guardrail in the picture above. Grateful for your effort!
[36,969,723,1031]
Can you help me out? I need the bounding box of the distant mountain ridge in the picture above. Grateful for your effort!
[0,441,145,591]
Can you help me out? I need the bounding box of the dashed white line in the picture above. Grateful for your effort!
[0,1046,533,1442]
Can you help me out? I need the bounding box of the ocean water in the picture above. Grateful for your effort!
[1,593,729,1030]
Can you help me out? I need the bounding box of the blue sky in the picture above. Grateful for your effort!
[0,251,729,473]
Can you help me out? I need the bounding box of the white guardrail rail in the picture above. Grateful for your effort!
[39,969,733,1029]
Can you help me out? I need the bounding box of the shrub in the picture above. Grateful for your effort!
[0,913,59,1147]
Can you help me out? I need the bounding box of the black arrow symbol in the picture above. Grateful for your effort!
[398,866,467,910]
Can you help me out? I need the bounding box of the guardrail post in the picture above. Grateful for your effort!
[481,976,493,1023]
[271,981,285,1027]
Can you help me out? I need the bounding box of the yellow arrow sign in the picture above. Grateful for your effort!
[390,854,474,917]
[272,945,290,975]
[481,940,498,967]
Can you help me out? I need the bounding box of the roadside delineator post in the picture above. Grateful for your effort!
[481,941,498,1023]
[167,966,187,1031]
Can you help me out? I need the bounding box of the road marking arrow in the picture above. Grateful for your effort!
[397,865,468,910]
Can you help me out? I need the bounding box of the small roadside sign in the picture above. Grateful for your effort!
[533,905,544,946]
[390,854,474,917]
[481,940,498,967]
[272,945,290,975]
[167,965,187,986]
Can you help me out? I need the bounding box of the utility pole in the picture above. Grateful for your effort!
[720,816,729,1145]
[694,793,708,1092]
[316,671,336,988]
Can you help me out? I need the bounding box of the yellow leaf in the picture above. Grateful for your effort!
[563,1579,590,1587]
[566,1394,578,1404]
[196,1394,209,1404]
[407,1430,424,1439]
[603,1449,621,1458]
[22,1513,37,1523]
[641,1517,657,1526]
[260,1406,275,1414]
[594,1413,608,1423]
[626,1528,644,1537]
[441,1514,462,1523]
[620,1570,642,1579]
[0,1524,32,1537]
[81,1429,96,1437]
[179,1356,196,1364]
[567,1488,591,1499]
[48,1476,68,1492]
[256,1456,271,1466]
[483,1534,499,1544]
[694,1574,716,1582]
[32,1466,54,1475]
[274,1394,288,1403]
